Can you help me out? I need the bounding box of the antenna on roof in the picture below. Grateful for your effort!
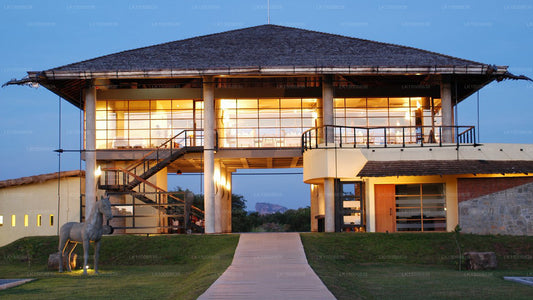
[267,0,270,24]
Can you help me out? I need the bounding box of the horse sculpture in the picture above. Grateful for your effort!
[58,196,113,275]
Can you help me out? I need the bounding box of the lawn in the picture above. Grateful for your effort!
[0,234,239,299]
[301,233,533,300]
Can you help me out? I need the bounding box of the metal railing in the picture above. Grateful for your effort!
[124,129,205,178]
[301,125,477,152]
[82,190,204,234]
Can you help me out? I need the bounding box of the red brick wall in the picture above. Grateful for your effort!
[457,177,533,202]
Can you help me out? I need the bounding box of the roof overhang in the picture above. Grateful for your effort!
[3,65,530,110]
[26,64,509,80]
[357,160,533,177]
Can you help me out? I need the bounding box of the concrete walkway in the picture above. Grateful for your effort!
[198,233,336,300]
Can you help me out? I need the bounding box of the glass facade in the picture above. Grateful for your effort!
[92,97,441,149]
[334,97,442,144]
[95,99,202,149]
[395,183,446,232]
[217,98,320,148]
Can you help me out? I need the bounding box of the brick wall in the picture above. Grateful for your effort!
[458,179,533,236]
[457,177,533,202]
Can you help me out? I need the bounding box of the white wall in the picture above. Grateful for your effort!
[0,177,82,247]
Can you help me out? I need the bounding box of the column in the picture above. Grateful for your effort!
[214,161,223,233]
[85,85,97,218]
[322,75,334,144]
[440,81,454,143]
[203,76,216,233]
[324,178,335,232]
[223,169,233,233]
[310,184,319,232]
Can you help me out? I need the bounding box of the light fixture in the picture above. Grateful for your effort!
[176,170,182,175]
[94,166,102,177]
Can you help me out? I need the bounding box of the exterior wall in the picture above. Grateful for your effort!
[458,179,533,235]
[303,147,367,183]
[458,177,533,202]
[0,177,83,247]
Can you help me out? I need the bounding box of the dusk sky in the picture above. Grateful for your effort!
[1,0,532,210]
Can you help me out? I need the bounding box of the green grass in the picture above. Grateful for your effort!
[301,233,533,300]
[0,234,239,299]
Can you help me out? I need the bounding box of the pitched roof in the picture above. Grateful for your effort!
[47,24,490,75]
[357,160,533,177]
[0,170,84,189]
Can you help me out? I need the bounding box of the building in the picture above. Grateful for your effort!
[0,171,83,247]
[6,25,532,235]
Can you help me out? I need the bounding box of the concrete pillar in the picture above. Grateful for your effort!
[310,184,319,232]
[441,81,454,143]
[214,161,223,233]
[203,76,216,233]
[223,169,233,233]
[322,75,334,144]
[84,85,97,218]
[324,178,335,232]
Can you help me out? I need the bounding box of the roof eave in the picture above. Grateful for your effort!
[36,65,509,80]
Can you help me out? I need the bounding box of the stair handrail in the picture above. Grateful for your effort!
[124,129,203,173]
[103,167,205,214]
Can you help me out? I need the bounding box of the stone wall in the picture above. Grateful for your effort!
[458,179,533,236]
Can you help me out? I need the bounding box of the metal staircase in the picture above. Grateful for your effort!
[98,130,206,233]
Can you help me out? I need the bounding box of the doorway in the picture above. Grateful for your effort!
[375,184,396,233]
[335,181,365,232]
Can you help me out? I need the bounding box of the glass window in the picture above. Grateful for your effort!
[259,98,279,109]
[395,183,446,232]
[0,215,3,226]
[11,215,16,227]
[281,99,301,108]
[334,98,345,108]
[237,99,258,109]
[345,98,366,108]
[50,215,54,226]
[37,214,42,227]
[24,214,29,227]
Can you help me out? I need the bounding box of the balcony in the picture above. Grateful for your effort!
[301,125,477,152]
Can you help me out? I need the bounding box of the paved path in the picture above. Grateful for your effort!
[0,279,34,290]
[198,232,336,300]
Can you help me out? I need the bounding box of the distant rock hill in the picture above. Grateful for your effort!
[255,202,288,215]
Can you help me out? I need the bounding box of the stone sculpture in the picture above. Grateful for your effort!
[58,196,113,275]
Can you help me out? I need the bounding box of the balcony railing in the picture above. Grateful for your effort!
[301,125,477,152]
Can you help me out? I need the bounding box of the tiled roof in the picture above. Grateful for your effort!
[357,160,533,177]
[0,170,84,189]
[49,24,485,73]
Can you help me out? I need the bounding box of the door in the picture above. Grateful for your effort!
[375,184,396,233]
